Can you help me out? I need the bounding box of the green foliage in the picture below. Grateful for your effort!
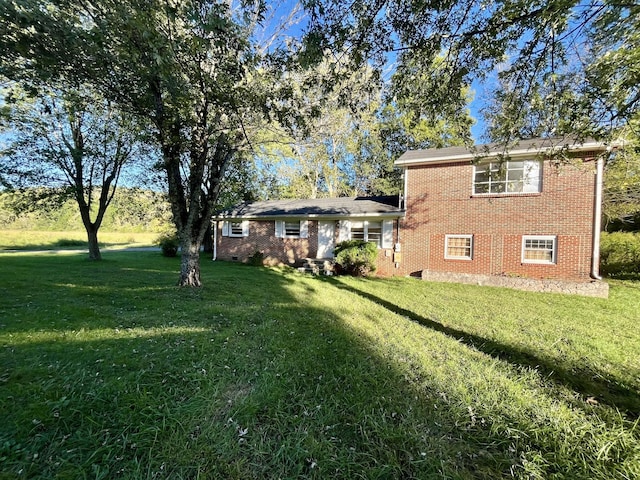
[0,85,152,261]
[0,188,172,232]
[603,122,640,230]
[0,230,156,250]
[248,250,265,266]
[156,231,179,257]
[251,53,472,199]
[0,0,297,284]
[302,1,639,142]
[600,232,640,277]
[252,57,385,199]
[334,239,378,276]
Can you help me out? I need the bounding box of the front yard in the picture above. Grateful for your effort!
[0,252,638,479]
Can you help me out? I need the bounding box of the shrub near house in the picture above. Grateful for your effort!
[334,240,378,276]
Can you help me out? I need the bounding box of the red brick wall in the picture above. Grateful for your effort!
[215,218,402,274]
[215,220,318,266]
[399,157,598,281]
[375,248,398,276]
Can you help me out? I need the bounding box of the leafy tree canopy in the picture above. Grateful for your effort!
[302,0,639,141]
[1,0,303,284]
[1,84,149,259]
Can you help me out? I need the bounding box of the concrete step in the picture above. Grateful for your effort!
[298,258,335,276]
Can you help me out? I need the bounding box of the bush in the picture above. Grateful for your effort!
[248,250,264,266]
[156,232,179,257]
[600,231,640,276]
[334,240,378,276]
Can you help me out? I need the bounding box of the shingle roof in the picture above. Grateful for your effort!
[213,195,403,219]
[395,137,609,166]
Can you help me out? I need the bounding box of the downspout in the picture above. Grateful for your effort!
[402,167,408,211]
[591,156,604,280]
[212,220,217,261]
[397,168,408,245]
[395,168,408,268]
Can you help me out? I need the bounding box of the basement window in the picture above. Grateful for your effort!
[522,235,556,264]
[445,235,473,260]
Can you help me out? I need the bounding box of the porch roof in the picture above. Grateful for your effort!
[213,195,404,220]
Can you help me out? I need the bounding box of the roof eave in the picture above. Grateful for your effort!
[212,211,405,221]
[394,141,609,167]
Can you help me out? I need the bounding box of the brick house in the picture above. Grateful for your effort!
[213,137,610,295]
[212,196,404,276]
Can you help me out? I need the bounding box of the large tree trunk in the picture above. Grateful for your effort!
[77,194,102,261]
[179,235,202,287]
[86,225,102,261]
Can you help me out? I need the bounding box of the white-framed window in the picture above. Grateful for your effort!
[275,220,308,239]
[445,234,473,260]
[522,235,556,264]
[222,220,249,237]
[285,221,301,237]
[474,159,541,194]
[350,221,365,241]
[338,219,394,249]
[349,220,383,247]
[230,222,244,236]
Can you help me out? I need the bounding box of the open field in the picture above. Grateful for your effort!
[0,251,638,479]
[0,230,158,251]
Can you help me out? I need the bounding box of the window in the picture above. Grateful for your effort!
[275,220,308,239]
[367,222,382,246]
[284,221,300,237]
[350,221,365,241]
[445,235,473,260]
[222,220,249,237]
[230,222,244,236]
[474,159,541,194]
[338,220,394,248]
[522,235,556,264]
[350,221,382,247]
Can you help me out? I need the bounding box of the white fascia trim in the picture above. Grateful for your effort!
[394,142,607,167]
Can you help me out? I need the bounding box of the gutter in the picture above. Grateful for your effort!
[212,220,217,261]
[398,167,409,245]
[212,211,405,221]
[395,141,608,167]
[591,156,604,280]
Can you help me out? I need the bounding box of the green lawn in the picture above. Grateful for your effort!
[0,252,638,479]
[0,230,157,251]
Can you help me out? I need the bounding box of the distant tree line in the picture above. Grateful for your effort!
[0,188,172,233]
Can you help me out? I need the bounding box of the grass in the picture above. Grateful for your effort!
[0,251,638,479]
[0,230,157,251]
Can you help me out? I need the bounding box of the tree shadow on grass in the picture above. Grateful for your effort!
[326,277,640,418]
[1,273,521,479]
[2,256,638,478]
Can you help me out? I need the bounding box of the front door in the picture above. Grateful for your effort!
[317,221,335,258]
